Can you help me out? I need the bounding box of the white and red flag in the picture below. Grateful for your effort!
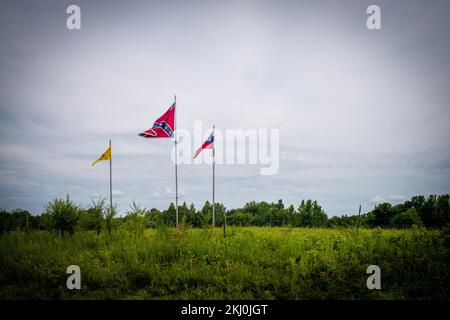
[193,130,214,159]
[139,102,176,138]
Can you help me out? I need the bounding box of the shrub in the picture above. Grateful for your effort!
[77,199,106,233]
[122,201,149,236]
[44,195,80,234]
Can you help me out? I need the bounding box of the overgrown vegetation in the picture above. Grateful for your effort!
[0,194,449,299]
[0,226,448,299]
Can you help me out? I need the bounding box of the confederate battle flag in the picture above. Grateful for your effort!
[139,102,176,138]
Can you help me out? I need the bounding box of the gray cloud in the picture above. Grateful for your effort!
[0,0,449,216]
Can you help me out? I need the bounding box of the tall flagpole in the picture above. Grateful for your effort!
[357,204,361,235]
[109,139,113,222]
[174,95,179,228]
[212,125,215,228]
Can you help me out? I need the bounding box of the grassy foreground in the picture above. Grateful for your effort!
[0,226,449,299]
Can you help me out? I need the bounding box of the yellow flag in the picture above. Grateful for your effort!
[92,146,111,166]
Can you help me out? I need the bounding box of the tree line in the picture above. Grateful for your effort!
[0,194,449,234]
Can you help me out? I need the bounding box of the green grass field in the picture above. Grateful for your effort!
[0,226,449,299]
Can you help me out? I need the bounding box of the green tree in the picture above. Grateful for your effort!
[11,209,32,230]
[162,203,176,226]
[310,201,328,227]
[372,202,394,227]
[123,201,149,236]
[179,202,189,227]
[186,203,201,227]
[148,208,163,228]
[200,201,212,227]
[77,199,105,233]
[44,195,80,234]
[0,209,35,232]
[213,203,226,226]
[391,208,423,228]
[436,194,450,227]
[297,200,328,227]
[286,204,296,226]
[227,209,253,226]
[0,209,12,233]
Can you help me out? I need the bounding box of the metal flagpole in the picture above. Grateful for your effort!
[357,204,361,235]
[212,125,215,228]
[174,95,179,228]
[220,125,226,237]
[109,139,113,223]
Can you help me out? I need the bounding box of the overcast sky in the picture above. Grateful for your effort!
[1,0,449,216]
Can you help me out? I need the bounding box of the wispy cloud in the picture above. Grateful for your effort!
[388,194,405,202]
[370,195,385,204]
